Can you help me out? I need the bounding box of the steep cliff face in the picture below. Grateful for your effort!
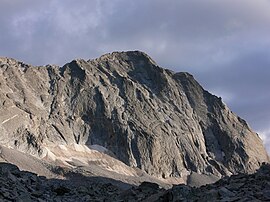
[0,51,268,179]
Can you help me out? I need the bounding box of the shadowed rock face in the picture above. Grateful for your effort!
[1,156,270,201]
[162,163,270,202]
[0,51,268,179]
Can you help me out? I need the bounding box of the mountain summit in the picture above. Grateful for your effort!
[0,51,268,182]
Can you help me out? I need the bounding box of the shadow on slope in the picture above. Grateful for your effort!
[0,162,136,201]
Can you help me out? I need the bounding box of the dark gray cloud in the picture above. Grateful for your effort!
[0,0,269,152]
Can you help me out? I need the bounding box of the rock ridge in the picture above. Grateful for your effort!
[0,51,268,180]
[1,162,270,201]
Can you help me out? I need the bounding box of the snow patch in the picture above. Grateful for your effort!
[42,144,137,177]
[89,144,108,153]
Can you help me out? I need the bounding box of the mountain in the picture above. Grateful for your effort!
[0,51,268,184]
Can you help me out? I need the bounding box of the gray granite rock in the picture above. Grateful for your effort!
[0,51,268,180]
[162,163,270,202]
[0,162,270,202]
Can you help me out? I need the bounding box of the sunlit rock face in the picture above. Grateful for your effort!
[0,51,268,179]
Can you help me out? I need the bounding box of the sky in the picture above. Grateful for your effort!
[0,0,270,152]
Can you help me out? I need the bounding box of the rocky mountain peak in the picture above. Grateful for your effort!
[96,50,158,66]
[0,51,268,183]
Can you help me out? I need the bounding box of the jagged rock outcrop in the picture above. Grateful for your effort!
[0,162,125,202]
[0,51,268,180]
[161,163,270,201]
[1,162,270,201]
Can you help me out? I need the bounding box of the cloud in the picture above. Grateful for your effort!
[1,0,270,66]
[0,0,269,151]
[258,128,270,154]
